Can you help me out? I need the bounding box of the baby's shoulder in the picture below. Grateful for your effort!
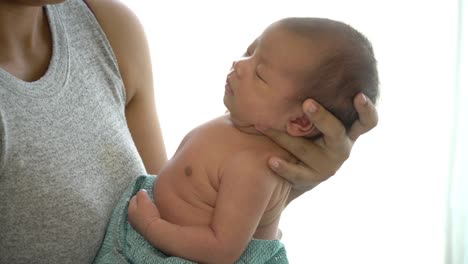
[184,115,233,136]
[222,148,276,180]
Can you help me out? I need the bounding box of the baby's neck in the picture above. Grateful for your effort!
[226,114,272,136]
[233,124,263,136]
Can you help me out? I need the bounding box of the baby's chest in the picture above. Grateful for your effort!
[161,147,223,202]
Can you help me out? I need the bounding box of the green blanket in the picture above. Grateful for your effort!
[93,175,289,264]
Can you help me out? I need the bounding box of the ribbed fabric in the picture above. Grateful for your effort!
[0,1,146,263]
[93,175,289,264]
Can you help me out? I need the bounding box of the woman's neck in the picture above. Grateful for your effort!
[0,4,52,81]
[0,5,47,59]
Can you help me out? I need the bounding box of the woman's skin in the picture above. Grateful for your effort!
[0,0,378,259]
[263,94,378,192]
[0,0,168,175]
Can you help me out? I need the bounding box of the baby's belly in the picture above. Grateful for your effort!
[154,175,216,227]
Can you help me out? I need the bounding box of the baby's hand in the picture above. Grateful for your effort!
[128,189,160,239]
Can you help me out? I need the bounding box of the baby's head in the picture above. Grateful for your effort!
[224,17,379,137]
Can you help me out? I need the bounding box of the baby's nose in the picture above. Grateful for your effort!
[231,60,242,76]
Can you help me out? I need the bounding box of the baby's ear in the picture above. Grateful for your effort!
[286,113,319,137]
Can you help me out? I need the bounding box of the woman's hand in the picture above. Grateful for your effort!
[259,93,378,191]
[128,190,161,239]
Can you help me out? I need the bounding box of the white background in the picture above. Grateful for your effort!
[122,1,457,263]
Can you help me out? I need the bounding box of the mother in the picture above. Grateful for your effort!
[0,0,378,263]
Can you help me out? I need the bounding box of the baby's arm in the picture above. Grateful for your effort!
[128,152,279,264]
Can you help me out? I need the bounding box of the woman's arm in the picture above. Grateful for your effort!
[261,93,378,192]
[86,0,168,174]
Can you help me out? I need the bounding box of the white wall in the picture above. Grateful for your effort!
[123,1,457,263]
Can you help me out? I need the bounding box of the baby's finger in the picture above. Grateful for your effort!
[136,189,152,205]
[128,195,138,214]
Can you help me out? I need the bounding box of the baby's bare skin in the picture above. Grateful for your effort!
[154,114,295,241]
[128,18,379,263]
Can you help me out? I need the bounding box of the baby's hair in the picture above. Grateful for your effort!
[279,17,379,130]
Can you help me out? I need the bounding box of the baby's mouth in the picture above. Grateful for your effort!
[225,79,234,95]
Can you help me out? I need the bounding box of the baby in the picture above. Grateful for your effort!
[102,17,379,264]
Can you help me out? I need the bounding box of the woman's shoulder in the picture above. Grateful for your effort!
[85,0,152,105]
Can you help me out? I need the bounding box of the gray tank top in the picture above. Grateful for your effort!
[0,1,147,263]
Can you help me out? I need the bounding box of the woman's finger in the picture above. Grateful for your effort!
[260,127,347,178]
[302,99,350,152]
[268,157,330,186]
[257,126,323,160]
[348,93,379,141]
